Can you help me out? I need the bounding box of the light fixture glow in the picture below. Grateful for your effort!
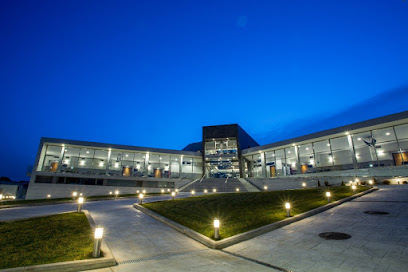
[204,189,208,194]
[302,182,306,187]
[78,197,84,204]
[213,189,217,193]
[214,219,220,228]
[236,188,240,192]
[47,194,51,198]
[264,185,268,190]
[326,192,331,197]
[285,202,291,209]
[72,192,78,197]
[351,185,357,191]
[94,227,104,239]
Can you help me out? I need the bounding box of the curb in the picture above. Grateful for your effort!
[133,187,378,249]
[0,210,117,272]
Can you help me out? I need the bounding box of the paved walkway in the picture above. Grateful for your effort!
[0,194,278,272]
[224,185,408,272]
[1,186,407,271]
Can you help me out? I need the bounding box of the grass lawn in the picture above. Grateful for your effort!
[143,186,369,240]
[0,213,94,269]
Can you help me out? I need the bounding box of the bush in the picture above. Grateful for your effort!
[360,181,367,185]
[341,181,345,186]
[324,181,330,186]
[317,180,321,187]
[382,180,391,185]
[402,181,408,184]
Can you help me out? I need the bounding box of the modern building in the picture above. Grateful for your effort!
[26,111,408,199]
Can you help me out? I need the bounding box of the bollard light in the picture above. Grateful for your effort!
[142,189,146,194]
[264,185,268,191]
[191,190,195,196]
[285,202,291,217]
[80,193,83,196]
[161,189,165,193]
[236,188,240,192]
[92,226,103,258]
[213,188,217,193]
[204,189,208,194]
[0,194,3,200]
[72,192,78,198]
[214,219,220,239]
[109,191,112,195]
[351,185,357,193]
[326,191,331,203]
[171,191,176,200]
[136,190,140,193]
[302,182,306,188]
[368,180,373,187]
[175,189,179,194]
[77,197,84,213]
[114,190,119,198]
[47,194,51,198]
[167,189,170,192]
[139,193,144,204]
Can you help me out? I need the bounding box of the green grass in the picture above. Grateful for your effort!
[143,186,369,240]
[0,213,94,269]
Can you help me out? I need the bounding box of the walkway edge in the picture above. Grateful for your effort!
[133,187,378,249]
[0,210,117,272]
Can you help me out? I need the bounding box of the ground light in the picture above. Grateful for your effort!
[236,188,240,192]
[72,192,78,199]
[161,189,165,193]
[368,180,374,187]
[114,190,119,198]
[214,219,220,239]
[77,197,84,213]
[171,192,175,200]
[264,185,268,191]
[285,202,291,217]
[0,194,3,200]
[175,189,179,194]
[302,182,306,188]
[136,190,140,193]
[92,226,103,258]
[326,192,331,203]
[47,194,51,198]
[139,193,144,204]
[213,189,217,193]
[167,189,171,192]
[191,190,195,196]
[351,185,357,193]
[142,190,146,194]
[204,189,208,194]
[109,191,112,195]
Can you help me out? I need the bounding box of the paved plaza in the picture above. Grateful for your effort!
[0,186,407,271]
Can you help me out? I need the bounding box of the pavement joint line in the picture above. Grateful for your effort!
[220,250,292,272]
[117,249,210,265]
[351,200,408,203]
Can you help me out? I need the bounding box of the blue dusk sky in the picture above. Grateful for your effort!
[0,0,407,180]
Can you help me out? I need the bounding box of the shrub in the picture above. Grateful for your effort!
[341,181,345,186]
[360,181,367,185]
[317,180,321,187]
[382,180,391,185]
[324,181,329,186]
[402,181,407,184]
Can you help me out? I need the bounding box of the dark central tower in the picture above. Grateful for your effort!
[202,124,259,178]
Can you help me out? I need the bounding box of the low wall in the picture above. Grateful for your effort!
[25,177,192,200]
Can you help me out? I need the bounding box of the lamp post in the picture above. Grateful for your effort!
[368,180,374,187]
[72,192,78,199]
[109,191,113,195]
[175,189,179,194]
[351,185,357,193]
[213,189,217,193]
[285,202,291,217]
[214,219,220,239]
[161,189,165,194]
[139,193,144,204]
[191,190,195,197]
[114,190,119,198]
[0,194,3,200]
[302,182,306,188]
[77,197,84,213]
[264,185,268,191]
[326,192,331,203]
[92,226,103,258]
[204,189,208,194]
[142,189,146,194]
[171,191,176,200]
[236,188,240,192]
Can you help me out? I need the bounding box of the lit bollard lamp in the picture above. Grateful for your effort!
[72,192,78,199]
[139,193,144,204]
[191,190,195,197]
[0,194,3,200]
[368,180,374,188]
[302,182,306,188]
[204,189,208,194]
[175,189,179,194]
[171,191,176,200]
[285,202,291,217]
[77,197,84,213]
[326,191,331,203]
[236,188,240,192]
[114,190,119,198]
[92,226,103,258]
[351,185,357,194]
[214,219,220,239]
[264,185,268,191]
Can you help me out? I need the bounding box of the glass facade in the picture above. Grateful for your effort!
[37,144,202,179]
[204,137,239,178]
[244,122,408,178]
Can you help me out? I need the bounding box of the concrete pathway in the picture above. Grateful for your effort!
[224,185,408,272]
[0,194,279,272]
